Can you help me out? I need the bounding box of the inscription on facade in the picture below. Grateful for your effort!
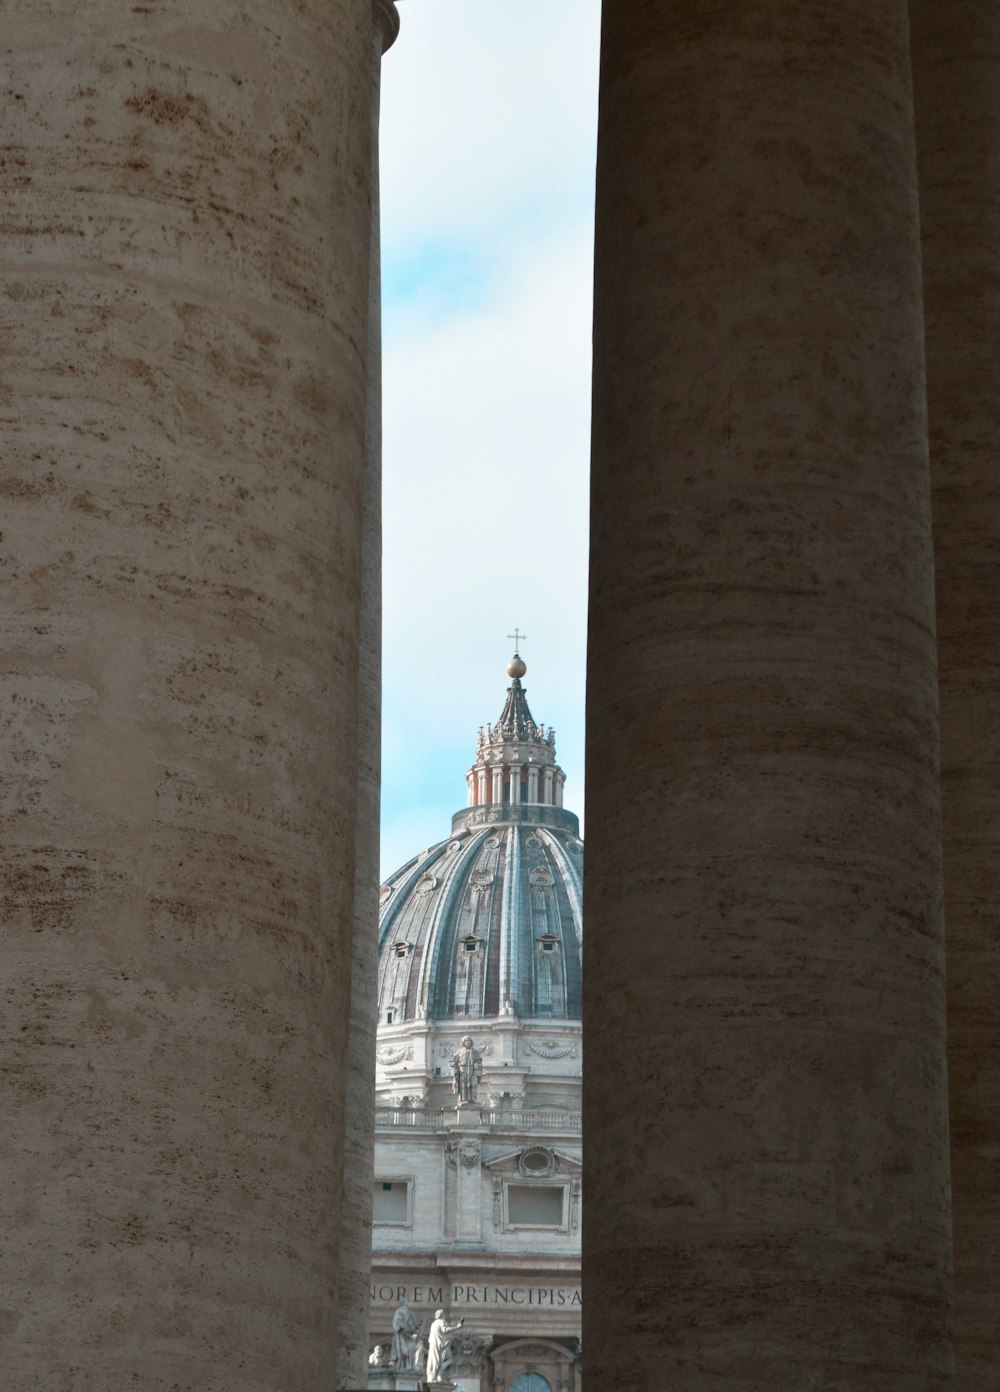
[371,1284,581,1308]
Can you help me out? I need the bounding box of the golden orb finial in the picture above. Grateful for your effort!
[507,655,527,680]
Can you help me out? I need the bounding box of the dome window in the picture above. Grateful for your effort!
[415,873,437,895]
[393,942,411,959]
[461,935,482,954]
[537,934,559,953]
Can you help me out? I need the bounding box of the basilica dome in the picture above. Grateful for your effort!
[376,657,583,1026]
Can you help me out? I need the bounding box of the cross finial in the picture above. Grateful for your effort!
[507,627,527,654]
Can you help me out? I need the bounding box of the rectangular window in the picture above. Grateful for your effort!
[373,1179,411,1225]
[506,1184,565,1228]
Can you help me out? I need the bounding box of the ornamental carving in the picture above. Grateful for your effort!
[446,1138,481,1169]
[571,1176,581,1231]
[379,884,392,905]
[487,1089,526,1108]
[506,1344,559,1362]
[395,1092,427,1110]
[518,1146,555,1177]
[524,1038,578,1060]
[450,1334,493,1374]
[376,1044,413,1066]
[438,1040,492,1059]
[415,873,437,895]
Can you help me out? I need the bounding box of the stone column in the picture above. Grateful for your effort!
[911,5,1000,1387]
[334,3,399,1388]
[585,5,951,1390]
[527,766,540,804]
[492,767,504,805]
[1,4,373,1388]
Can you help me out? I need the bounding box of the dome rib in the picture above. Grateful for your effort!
[377,819,582,1025]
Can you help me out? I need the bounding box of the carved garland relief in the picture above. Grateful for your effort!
[523,1038,578,1060]
[438,1040,492,1059]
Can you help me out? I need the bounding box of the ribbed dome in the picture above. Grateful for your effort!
[377,655,583,1025]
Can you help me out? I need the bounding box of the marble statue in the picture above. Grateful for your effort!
[390,1295,421,1370]
[368,1345,388,1367]
[452,1036,483,1104]
[426,1309,464,1382]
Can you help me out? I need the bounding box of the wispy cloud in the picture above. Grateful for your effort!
[379,0,600,876]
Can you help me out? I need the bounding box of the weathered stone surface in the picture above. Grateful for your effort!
[335,7,398,1388]
[911,5,1000,1388]
[0,3,374,1386]
[585,3,950,1388]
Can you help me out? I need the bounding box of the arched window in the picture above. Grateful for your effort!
[509,1375,551,1392]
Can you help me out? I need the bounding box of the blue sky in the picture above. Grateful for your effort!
[378,1,601,876]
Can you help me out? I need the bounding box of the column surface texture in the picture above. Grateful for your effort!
[333,3,398,1386]
[911,4,1000,1387]
[585,3,952,1389]
[1,3,373,1388]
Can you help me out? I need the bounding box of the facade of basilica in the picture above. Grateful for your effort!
[368,656,582,1392]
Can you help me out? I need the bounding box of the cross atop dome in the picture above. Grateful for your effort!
[506,629,528,681]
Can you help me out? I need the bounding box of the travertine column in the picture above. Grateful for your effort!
[585,5,951,1389]
[334,4,399,1387]
[1,4,373,1388]
[911,6,1000,1387]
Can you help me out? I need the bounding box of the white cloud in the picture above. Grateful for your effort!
[382,1,601,253]
[378,0,599,875]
